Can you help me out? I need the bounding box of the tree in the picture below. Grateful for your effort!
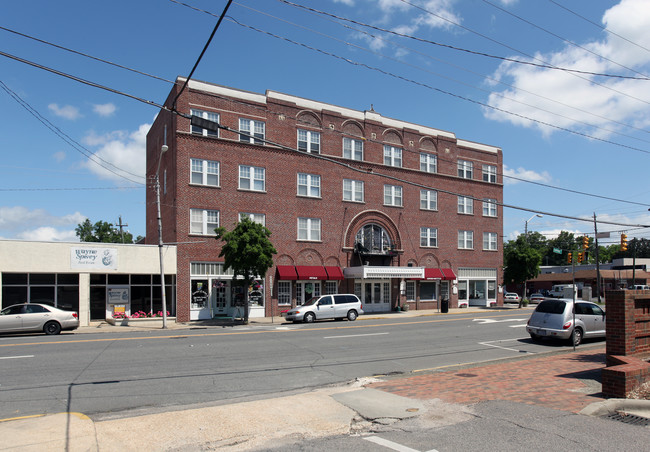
[215,217,277,324]
[75,219,136,243]
[503,235,543,307]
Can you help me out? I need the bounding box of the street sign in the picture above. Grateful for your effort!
[553,248,562,254]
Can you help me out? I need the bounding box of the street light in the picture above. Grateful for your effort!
[525,214,543,239]
[156,144,168,329]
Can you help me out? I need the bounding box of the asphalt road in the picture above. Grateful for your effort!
[0,309,586,420]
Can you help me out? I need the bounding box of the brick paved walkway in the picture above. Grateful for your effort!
[370,347,606,413]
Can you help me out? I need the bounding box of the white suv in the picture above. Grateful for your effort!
[283,294,363,323]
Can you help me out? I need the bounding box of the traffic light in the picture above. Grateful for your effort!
[621,233,628,252]
[578,252,583,263]
[582,236,589,250]
[567,252,572,263]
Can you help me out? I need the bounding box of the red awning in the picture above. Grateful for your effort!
[423,268,443,280]
[441,268,457,280]
[295,266,329,280]
[276,265,298,280]
[324,266,344,280]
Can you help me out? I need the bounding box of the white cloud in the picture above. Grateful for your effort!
[333,0,355,5]
[93,103,117,117]
[81,123,150,183]
[484,0,650,137]
[503,165,551,185]
[53,151,66,162]
[0,206,86,241]
[48,103,82,120]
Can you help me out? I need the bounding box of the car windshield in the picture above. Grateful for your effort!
[535,300,567,314]
[302,297,319,306]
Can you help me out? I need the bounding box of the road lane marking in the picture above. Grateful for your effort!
[364,435,439,452]
[479,338,534,353]
[324,332,389,339]
[472,318,526,324]
[509,324,528,328]
[0,355,34,360]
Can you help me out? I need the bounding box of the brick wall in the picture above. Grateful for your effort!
[146,81,504,321]
[602,289,650,397]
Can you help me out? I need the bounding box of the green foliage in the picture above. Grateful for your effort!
[75,219,135,243]
[215,217,277,322]
[613,238,650,260]
[503,235,543,286]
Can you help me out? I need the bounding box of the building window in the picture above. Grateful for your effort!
[190,209,219,235]
[406,281,415,301]
[278,281,291,306]
[420,227,438,247]
[239,165,265,191]
[483,199,497,217]
[458,196,474,215]
[298,129,320,153]
[458,159,473,179]
[420,153,437,173]
[355,224,392,254]
[384,184,403,207]
[383,145,402,167]
[458,230,474,249]
[298,217,321,241]
[483,164,497,183]
[239,118,265,144]
[483,232,498,251]
[325,281,338,295]
[343,137,364,160]
[343,179,364,202]
[297,173,321,198]
[420,189,437,210]
[190,109,219,137]
[191,159,219,186]
[239,212,266,226]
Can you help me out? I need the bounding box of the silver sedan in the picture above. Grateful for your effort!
[0,303,80,335]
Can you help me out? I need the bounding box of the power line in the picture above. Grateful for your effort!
[0,80,146,185]
[0,186,142,191]
[278,0,650,81]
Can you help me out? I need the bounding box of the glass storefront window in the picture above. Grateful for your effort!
[488,280,496,299]
[420,282,436,301]
[458,280,468,300]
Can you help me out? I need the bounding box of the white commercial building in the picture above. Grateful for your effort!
[0,240,177,326]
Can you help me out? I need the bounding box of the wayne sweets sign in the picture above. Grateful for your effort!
[70,247,118,270]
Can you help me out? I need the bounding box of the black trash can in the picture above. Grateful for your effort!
[441,298,449,313]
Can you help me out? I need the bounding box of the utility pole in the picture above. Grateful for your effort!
[594,213,602,304]
[116,215,128,244]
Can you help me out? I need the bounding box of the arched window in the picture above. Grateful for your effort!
[355,224,393,255]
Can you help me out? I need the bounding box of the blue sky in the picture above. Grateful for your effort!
[1,0,650,248]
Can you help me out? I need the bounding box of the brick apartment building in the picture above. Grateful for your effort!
[146,78,504,322]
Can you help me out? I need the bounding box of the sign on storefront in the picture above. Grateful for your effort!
[70,247,118,269]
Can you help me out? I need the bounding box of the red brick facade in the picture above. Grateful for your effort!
[146,79,504,322]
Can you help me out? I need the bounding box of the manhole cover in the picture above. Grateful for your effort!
[456,373,478,378]
[606,412,650,426]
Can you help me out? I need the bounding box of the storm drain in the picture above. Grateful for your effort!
[606,412,650,426]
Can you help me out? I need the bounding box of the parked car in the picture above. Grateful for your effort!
[526,299,605,346]
[0,303,79,335]
[504,292,520,303]
[529,293,545,304]
[283,294,363,323]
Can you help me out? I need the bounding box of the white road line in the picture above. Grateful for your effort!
[479,338,535,353]
[509,324,528,328]
[364,435,439,452]
[323,332,390,339]
[0,355,34,360]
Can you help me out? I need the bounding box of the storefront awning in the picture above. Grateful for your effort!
[295,265,329,280]
[412,268,457,281]
[441,268,457,280]
[276,265,298,280]
[344,266,425,279]
[325,266,344,280]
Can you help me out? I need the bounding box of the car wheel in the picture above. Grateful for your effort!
[347,310,358,321]
[44,321,62,335]
[529,333,541,342]
[303,312,315,323]
[571,328,584,346]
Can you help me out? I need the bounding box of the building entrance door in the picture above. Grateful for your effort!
[211,280,229,317]
[357,280,390,313]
